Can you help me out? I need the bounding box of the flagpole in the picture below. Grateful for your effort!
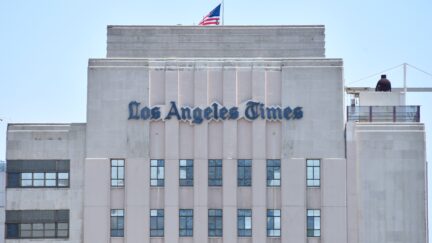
[222,0,224,25]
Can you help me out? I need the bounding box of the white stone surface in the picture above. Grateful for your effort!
[6,124,85,243]
[359,91,406,106]
[346,122,427,243]
[106,26,325,58]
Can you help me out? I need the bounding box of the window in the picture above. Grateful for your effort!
[58,173,69,187]
[150,209,164,237]
[19,172,69,188]
[307,159,320,187]
[7,173,20,188]
[6,160,70,188]
[111,159,125,187]
[267,209,281,237]
[208,209,223,237]
[33,173,44,186]
[150,160,164,187]
[238,159,252,186]
[208,159,222,186]
[267,159,281,186]
[6,223,18,238]
[45,173,56,186]
[57,223,69,238]
[238,209,252,237]
[7,222,68,238]
[179,209,193,237]
[22,223,43,238]
[110,209,124,237]
[307,209,321,237]
[5,210,69,239]
[179,160,193,186]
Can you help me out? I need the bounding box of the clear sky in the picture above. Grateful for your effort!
[1,0,432,237]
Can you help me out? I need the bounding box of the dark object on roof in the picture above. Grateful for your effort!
[375,74,392,92]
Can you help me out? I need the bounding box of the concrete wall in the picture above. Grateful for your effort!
[85,59,150,243]
[106,26,325,58]
[5,124,86,243]
[346,122,427,243]
[359,91,405,106]
[85,57,345,243]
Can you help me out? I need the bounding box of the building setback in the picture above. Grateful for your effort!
[4,25,428,243]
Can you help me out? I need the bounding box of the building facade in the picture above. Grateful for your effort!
[4,26,428,243]
[0,160,5,243]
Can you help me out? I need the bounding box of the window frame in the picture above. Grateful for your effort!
[179,209,193,237]
[237,209,252,237]
[237,159,252,187]
[306,159,321,187]
[56,222,69,238]
[19,172,70,188]
[307,209,321,237]
[208,159,223,187]
[267,209,281,237]
[267,159,281,187]
[6,160,70,189]
[57,172,69,187]
[150,159,165,187]
[5,210,69,239]
[6,222,69,239]
[150,209,164,237]
[111,159,125,187]
[208,209,223,237]
[179,160,194,187]
[110,209,124,237]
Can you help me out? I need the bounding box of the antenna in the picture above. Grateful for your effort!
[403,62,407,104]
[222,0,225,25]
[346,63,432,93]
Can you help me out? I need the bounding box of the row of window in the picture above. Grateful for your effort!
[8,172,70,188]
[6,160,70,189]
[111,209,321,238]
[21,172,69,187]
[6,210,70,239]
[6,159,319,189]
[112,159,321,187]
[7,223,69,239]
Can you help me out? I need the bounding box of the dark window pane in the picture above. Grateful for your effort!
[110,209,124,237]
[150,218,157,229]
[7,173,20,188]
[157,218,164,228]
[179,209,193,237]
[209,159,223,186]
[6,224,19,238]
[208,209,223,237]
[238,160,252,186]
[150,209,164,237]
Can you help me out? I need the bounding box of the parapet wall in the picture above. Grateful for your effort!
[107,25,325,58]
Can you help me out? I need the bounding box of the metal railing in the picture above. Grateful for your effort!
[347,106,420,122]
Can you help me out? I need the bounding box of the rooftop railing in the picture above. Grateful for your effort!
[347,106,420,122]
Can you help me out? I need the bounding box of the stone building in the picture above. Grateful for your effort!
[4,25,427,243]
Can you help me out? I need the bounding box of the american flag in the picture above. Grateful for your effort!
[199,4,221,26]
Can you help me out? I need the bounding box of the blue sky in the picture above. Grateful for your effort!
[1,0,432,237]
